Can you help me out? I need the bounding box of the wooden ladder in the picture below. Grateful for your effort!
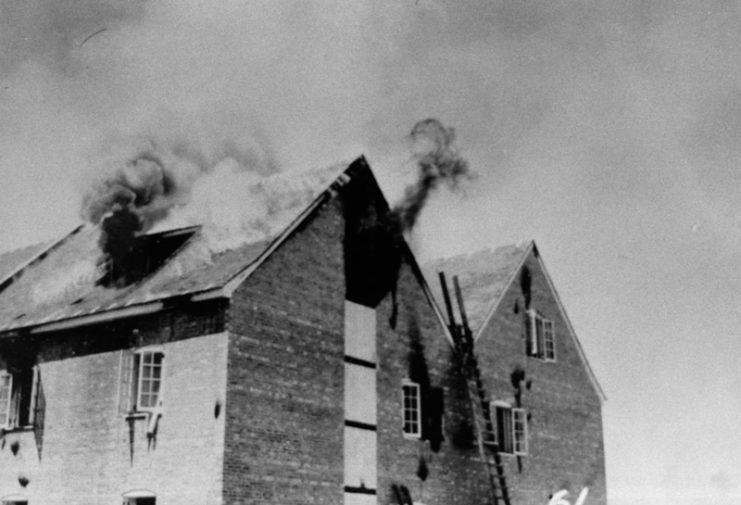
[439,272,512,505]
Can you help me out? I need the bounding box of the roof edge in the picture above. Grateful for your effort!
[474,240,606,402]
[221,157,360,296]
[401,241,456,347]
[533,248,607,401]
[473,240,534,342]
[0,225,85,294]
[28,300,164,335]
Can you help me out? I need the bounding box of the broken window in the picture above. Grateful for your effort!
[99,226,198,287]
[0,366,37,430]
[527,310,555,361]
[493,402,528,455]
[401,381,421,438]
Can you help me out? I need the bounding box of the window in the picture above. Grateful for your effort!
[120,349,165,415]
[134,351,164,412]
[0,367,37,430]
[401,381,421,438]
[527,310,555,361]
[492,402,527,455]
[124,498,155,505]
[1,496,28,505]
[122,490,156,505]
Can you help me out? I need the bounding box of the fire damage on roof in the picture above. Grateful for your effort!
[0,119,475,335]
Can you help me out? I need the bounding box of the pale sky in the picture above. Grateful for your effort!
[2,2,741,504]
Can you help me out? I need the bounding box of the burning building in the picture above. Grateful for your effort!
[0,156,606,505]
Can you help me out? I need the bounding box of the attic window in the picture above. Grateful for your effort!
[526,310,555,361]
[99,226,199,287]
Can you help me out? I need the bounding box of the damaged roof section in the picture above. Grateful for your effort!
[0,241,54,286]
[0,162,348,333]
[422,242,532,334]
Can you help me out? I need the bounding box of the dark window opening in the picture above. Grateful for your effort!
[99,226,199,287]
[494,404,527,455]
[1,366,36,429]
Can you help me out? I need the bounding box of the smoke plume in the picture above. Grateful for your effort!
[393,118,471,232]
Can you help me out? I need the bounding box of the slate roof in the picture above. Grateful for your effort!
[0,162,348,333]
[0,241,53,286]
[422,242,532,334]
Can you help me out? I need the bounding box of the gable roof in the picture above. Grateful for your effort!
[423,242,606,401]
[0,162,349,334]
[423,243,532,334]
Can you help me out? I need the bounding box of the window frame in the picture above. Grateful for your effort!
[527,310,556,362]
[491,401,528,456]
[132,348,165,413]
[401,380,422,439]
[0,366,38,430]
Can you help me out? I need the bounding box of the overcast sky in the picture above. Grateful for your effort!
[1,1,740,504]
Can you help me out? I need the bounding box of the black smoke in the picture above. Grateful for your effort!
[81,149,178,230]
[392,118,471,231]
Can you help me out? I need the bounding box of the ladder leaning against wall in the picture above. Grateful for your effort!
[438,272,512,505]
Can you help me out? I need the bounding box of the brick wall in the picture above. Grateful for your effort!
[223,198,346,505]
[376,251,607,505]
[0,305,228,505]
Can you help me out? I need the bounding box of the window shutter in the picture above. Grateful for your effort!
[118,350,134,415]
[513,408,527,455]
[544,320,555,360]
[525,311,536,355]
[423,386,445,452]
[487,401,498,447]
[32,366,45,460]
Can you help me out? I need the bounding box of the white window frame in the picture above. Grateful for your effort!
[401,380,421,439]
[491,401,528,456]
[528,310,556,361]
[133,348,165,413]
[512,407,528,455]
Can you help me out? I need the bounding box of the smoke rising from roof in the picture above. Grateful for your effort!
[394,118,471,232]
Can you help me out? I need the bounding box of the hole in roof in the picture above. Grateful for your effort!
[97,226,199,288]
[13,313,25,320]
[70,297,85,305]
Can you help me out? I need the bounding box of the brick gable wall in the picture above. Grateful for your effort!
[473,251,606,505]
[375,250,606,505]
[224,198,346,505]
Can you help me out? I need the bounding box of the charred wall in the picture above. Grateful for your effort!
[473,252,607,505]
[375,251,606,505]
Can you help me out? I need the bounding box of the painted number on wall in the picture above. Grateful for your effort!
[548,488,589,505]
